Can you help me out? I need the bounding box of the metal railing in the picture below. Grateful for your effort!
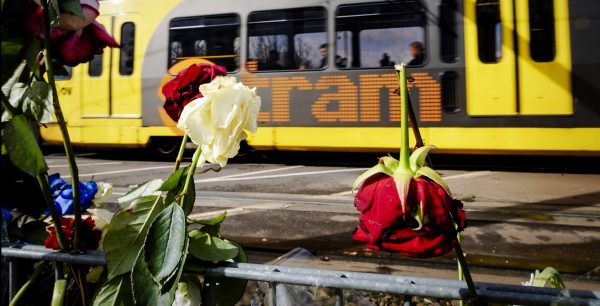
[2,244,599,305]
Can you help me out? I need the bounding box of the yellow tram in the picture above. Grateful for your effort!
[42,0,600,155]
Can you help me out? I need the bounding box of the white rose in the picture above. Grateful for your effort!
[177,76,261,167]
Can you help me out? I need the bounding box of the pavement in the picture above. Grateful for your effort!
[182,170,600,290]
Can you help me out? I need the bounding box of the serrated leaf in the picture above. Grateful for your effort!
[409,145,435,172]
[190,211,227,226]
[104,195,164,280]
[118,179,164,209]
[145,203,186,284]
[415,166,452,197]
[3,115,47,176]
[159,167,186,191]
[131,246,161,305]
[132,229,189,306]
[392,172,412,215]
[23,81,53,123]
[91,274,133,306]
[352,163,393,191]
[1,61,25,96]
[1,83,27,122]
[188,229,239,262]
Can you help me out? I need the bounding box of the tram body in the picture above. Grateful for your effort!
[42,0,600,155]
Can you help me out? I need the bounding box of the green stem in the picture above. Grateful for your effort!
[9,262,48,306]
[51,279,67,306]
[40,0,82,252]
[38,174,70,251]
[396,64,410,172]
[174,134,189,171]
[455,239,478,300]
[179,146,202,210]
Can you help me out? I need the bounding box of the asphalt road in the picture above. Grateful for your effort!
[44,149,600,290]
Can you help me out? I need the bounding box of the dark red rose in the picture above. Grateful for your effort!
[24,2,119,67]
[352,175,466,258]
[44,216,102,250]
[161,63,227,122]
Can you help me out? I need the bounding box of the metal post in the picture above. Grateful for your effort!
[404,295,412,306]
[268,282,276,306]
[335,288,344,306]
[8,258,17,302]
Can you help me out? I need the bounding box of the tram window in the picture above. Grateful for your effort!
[476,0,502,63]
[335,2,426,69]
[441,71,460,113]
[168,14,240,72]
[119,22,135,76]
[89,54,103,77]
[528,0,555,62]
[440,0,458,63]
[248,7,327,71]
[55,66,72,80]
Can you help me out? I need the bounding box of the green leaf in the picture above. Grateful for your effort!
[415,166,452,197]
[131,246,161,305]
[532,267,566,288]
[23,81,53,123]
[188,229,239,262]
[352,163,393,191]
[3,115,47,176]
[7,219,49,245]
[104,195,164,280]
[59,0,84,19]
[48,0,60,26]
[392,172,412,215]
[145,203,187,285]
[159,167,186,191]
[132,230,189,306]
[409,145,435,172]
[200,224,220,237]
[189,211,227,226]
[117,179,164,209]
[1,82,27,122]
[1,61,26,96]
[91,274,134,306]
[209,240,248,306]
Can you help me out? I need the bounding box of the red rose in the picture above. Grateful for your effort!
[161,63,227,122]
[24,1,119,67]
[44,216,102,250]
[352,175,466,258]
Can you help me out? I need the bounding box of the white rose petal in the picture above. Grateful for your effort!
[177,76,261,167]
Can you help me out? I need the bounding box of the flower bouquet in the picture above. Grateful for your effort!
[2,0,260,305]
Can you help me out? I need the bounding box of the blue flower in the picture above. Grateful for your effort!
[48,173,98,216]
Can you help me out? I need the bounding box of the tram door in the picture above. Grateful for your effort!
[81,14,141,119]
[464,0,572,116]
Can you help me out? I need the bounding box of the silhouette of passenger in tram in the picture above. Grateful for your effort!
[379,52,394,66]
[261,49,283,70]
[408,41,425,66]
[319,43,328,68]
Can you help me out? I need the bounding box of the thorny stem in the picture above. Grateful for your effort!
[9,262,48,306]
[174,134,189,171]
[179,146,202,213]
[40,0,83,253]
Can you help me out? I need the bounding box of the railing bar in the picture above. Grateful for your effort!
[404,294,412,306]
[205,267,598,306]
[226,263,600,299]
[2,245,599,305]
